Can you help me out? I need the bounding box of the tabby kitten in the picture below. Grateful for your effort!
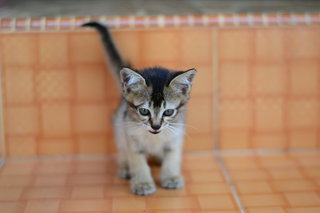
[82,22,196,195]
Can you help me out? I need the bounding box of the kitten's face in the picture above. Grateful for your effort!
[120,67,196,134]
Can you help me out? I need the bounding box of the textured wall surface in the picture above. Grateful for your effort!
[0,23,319,157]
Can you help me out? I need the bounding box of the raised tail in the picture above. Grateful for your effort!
[82,22,126,78]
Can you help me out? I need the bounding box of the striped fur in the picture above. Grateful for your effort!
[82,22,196,195]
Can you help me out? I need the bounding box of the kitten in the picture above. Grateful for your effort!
[82,22,196,195]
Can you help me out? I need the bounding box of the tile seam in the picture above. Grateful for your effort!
[0,54,6,168]
[212,28,220,150]
[214,151,246,213]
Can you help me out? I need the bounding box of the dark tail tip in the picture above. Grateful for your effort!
[81,21,109,32]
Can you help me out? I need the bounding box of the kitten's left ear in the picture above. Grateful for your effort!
[169,69,196,95]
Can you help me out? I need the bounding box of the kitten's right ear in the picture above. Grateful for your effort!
[120,68,146,93]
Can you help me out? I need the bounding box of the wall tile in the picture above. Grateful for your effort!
[6,106,39,135]
[4,67,35,104]
[39,34,68,68]
[41,103,71,137]
[220,62,250,98]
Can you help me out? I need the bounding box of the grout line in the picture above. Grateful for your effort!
[214,151,246,213]
[212,28,220,150]
[0,59,6,168]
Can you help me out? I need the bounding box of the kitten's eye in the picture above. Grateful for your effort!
[163,109,175,116]
[138,108,150,116]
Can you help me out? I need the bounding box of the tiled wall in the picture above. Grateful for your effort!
[0,26,319,157]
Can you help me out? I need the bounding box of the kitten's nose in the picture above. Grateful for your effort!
[151,124,161,131]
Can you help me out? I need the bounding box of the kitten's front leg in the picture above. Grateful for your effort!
[160,147,184,189]
[128,151,156,195]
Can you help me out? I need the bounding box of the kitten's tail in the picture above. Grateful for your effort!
[82,22,126,79]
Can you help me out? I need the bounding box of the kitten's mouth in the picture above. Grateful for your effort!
[149,130,160,134]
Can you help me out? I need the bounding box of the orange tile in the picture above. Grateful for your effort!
[113,31,141,66]
[220,100,253,129]
[183,153,218,171]
[60,199,112,212]
[24,200,59,213]
[0,176,33,187]
[140,30,180,63]
[184,134,213,152]
[254,98,284,131]
[7,136,37,157]
[247,207,286,213]
[286,207,320,213]
[236,181,273,194]
[302,167,320,178]
[229,169,269,181]
[41,103,72,137]
[193,211,240,213]
[75,65,109,101]
[155,210,193,213]
[147,197,199,210]
[75,162,110,174]
[287,28,320,59]
[268,168,304,180]
[255,28,284,62]
[22,187,69,199]
[6,106,39,135]
[78,135,108,154]
[1,34,36,65]
[0,202,25,213]
[198,195,235,210]
[271,180,316,192]
[191,65,213,96]
[258,154,297,168]
[180,29,212,64]
[0,187,23,201]
[187,183,230,195]
[74,105,110,134]
[186,97,213,135]
[253,64,286,95]
[4,67,35,104]
[70,32,104,63]
[288,99,319,128]
[285,192,320,207]
[39,33,68,68]
[241,194,287,207]
[67,174,112,185]
[104,185,131,197]
[71,186,104,199]
[189,171,224,183]
[220,62,250,98]
[36,70,71,101]
[1,164,34,176]
[34,175,67,187]
[112,198,146,212]
[220,130,250,149]
[38,139,74,156]
[290,61,320,96]
[223,156,259,169]
[252,133,286,149]
[289,130,318,149]
[36,161,72,175]
[219,29,253,60]
[155,187,188,197]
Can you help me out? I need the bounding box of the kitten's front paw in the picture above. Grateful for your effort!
[161,176,184,189]
[131,182,156,196]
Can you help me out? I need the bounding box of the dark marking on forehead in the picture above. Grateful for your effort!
[140,67,179,107]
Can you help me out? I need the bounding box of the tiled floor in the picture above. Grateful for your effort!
[0,151,319,213]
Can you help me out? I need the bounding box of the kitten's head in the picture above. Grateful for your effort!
[120,67,196,134]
